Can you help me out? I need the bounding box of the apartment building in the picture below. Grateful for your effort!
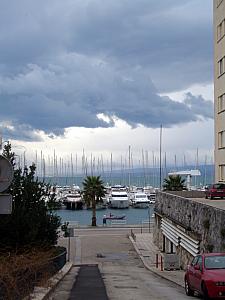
[214,0,225,182]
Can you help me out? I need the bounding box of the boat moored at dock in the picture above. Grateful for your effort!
[132,192,150,208]
[64,192,83,210]
[108,185,130,209]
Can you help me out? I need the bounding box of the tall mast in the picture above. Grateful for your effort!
[90,153,93,176]
[204,154,207,186]
[142,148,146,187]
[110,153,113,185]
[152,151,155,187]
[128,145,131,189]
[40,150,43,178]
[71,153,74,186]
[159,124,162,190]
[164,151,167,180]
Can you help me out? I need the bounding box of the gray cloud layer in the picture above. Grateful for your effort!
[0,0,213,140]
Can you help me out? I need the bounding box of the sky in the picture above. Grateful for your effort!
[0,0,214,170]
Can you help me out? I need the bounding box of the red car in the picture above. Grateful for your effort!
[205,183,225,200]
[185,253,225,299]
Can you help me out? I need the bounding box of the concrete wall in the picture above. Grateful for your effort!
[154,192,225,267]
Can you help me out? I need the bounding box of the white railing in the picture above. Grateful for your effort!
[68,221,79,227]
[110,219,127,226]
[161,218,200,256]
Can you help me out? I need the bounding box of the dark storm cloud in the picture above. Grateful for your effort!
[0,0,213,140]
[0,124,43,142]
[183,93,213,119]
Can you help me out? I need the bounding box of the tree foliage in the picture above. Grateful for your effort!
[82,176,105,226]
[163,175,186,191]
[0,142,61,250]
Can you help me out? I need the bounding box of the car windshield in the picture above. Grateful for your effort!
[213,184,225,189]
[205,256,225,269]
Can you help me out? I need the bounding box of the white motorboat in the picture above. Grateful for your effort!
[64,192,83,210]
[144,186,156,204]
[108,187,129,209]
[132,192,150,208]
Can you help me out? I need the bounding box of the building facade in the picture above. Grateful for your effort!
[214,0,225,182]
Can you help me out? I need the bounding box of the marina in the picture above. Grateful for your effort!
[56,206,155,226]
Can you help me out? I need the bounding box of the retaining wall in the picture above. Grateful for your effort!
[153,192,225,267]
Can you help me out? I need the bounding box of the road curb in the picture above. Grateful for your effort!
[129,236,184,289]
[29,262,73,300]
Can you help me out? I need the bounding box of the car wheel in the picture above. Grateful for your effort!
[185,277,194,296]
[210,195,214,200]
[202,282,210,300]
[205,195,208,199]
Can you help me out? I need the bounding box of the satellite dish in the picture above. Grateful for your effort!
[0,155,13,192]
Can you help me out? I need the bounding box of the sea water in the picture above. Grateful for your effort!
[56,206,155,226]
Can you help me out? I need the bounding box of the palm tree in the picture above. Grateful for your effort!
[163,175,186,191]
[82,176,105,226]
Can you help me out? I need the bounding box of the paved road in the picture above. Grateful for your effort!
[193,197,225,210]
[73,228,195,300]
[69,265,108,300]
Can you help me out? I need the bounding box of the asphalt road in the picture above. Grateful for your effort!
[74,228,196,300]
[192,197,225,210]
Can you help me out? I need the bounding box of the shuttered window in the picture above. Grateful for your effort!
[217,19,225,41]
[218,93,225,113]
[219,131,225,148]
[219,165,225,181]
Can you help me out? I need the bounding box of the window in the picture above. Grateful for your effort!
[219,165,225,181]
[218,93,225,113]
[217,20,225,41]
[198,256,203,271]
[218,57,225,77]
[205,255,225,269]
[219,131,225,148]
[191,256,199,266]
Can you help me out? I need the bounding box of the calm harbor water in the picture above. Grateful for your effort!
[56,205,155,226]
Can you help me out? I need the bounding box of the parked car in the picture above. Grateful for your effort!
[185,253,225,299]
[205,183,225,199]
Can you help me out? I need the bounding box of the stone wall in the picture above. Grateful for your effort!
[166,190,205,198]
[153,192,225,267]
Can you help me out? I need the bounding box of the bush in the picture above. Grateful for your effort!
[0,142,61,250]
[0,247,66,300]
